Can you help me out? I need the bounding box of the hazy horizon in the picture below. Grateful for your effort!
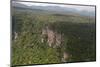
[12,1,95,12]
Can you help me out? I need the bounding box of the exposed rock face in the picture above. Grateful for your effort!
[62,52,70,62]
[55,33,62,47]
[14,32,18,40]
[41,25,71,62]
[41,26,62,48]
[47,28,55,47]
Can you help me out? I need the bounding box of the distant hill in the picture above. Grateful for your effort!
[12,2,95,17]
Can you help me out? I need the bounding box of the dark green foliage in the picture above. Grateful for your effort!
[12,8,96,66]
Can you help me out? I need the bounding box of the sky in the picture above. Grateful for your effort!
[12,1,95,12]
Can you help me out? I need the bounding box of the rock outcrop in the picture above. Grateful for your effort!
[41,26,63,48]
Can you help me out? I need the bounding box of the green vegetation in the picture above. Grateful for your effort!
[11,7,96,66]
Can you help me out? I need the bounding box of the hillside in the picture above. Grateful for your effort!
[11,2,96,66]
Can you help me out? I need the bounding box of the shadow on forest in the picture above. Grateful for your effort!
[52,22,96,61]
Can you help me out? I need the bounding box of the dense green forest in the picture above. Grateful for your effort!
[11,6,96,66]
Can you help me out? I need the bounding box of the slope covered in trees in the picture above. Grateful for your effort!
[11,7,96,66]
